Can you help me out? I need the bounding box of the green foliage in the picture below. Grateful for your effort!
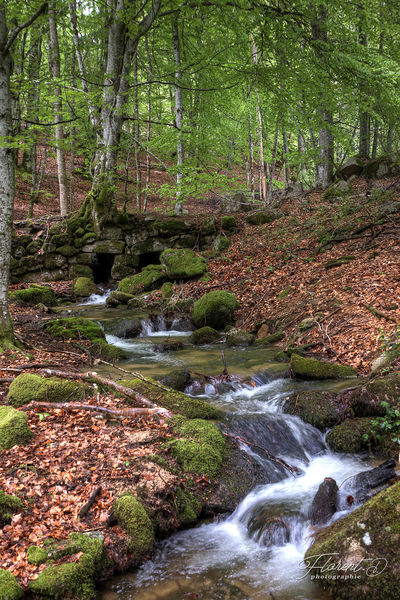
[366,401,400,446]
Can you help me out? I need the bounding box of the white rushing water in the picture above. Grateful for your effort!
[139,316,192,337]
[101,374,373,600]
[78,288,111,305]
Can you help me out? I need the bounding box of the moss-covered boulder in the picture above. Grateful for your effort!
[159,369,191,392]
[120,377,221,419]
[225,327,255,346]
[0,570,23,600]
[160,248,207,280]
[105,290,134,307]
[29,533,106,600]
[221,215,237,232]
[245,210,280,225]
[213,235,230,252]
[7,373,85,408]
[189,326,220,345]
[192,290,239,329]
[349,373,400,417]
[113,494,154,559]
[291,354,356,379]
[0,406,31,450]
[44,317,125,361]
[169,416,227,479]
[9,284,56,306]
[73,277,99,297]
[304,481,400,599]
[326,417,375,453]
[324,255,356,269]
[118,266,166,294]
[0,490,23,525]
[254,331,284,345]
[27,544,50,565]
[284,391,347,431]
[111,254,139,280]
[161,281,173,300]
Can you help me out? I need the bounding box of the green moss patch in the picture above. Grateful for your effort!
[73,277,99,297]
[169,416,227,479]
[29,533,105,600]
[255,331,284,345]
[7,373,85,407]
[9,284,56,306]
[221,215,237,232]
[225,327,255,346]
[0,406,31,450]
[192,290,239,329]
[0,489,23,525]
[160,248,207,280]
[324,255,356,269]
[113,494,154,559]
[0,569,23,600]
[291,354,356,379]
[326,417,375,453]
[349,373,400,417]
[304,481,400,599]
[189,326,220,345]
[27,545,49,565]
[120,378,221,419]
[118,267,166,294]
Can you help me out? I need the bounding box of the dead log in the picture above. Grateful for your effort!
[362,304,399,325]
[38,369,172,417]
[23,401,167,418]
[222,431,299,476]
[78,486,102,519]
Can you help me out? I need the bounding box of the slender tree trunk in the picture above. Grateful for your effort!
[172,12,184,215]
[282,130,289,183]
[312,7,334,188]
[0,5,15,346]
[133,52,142,211]
[358,7,370,158]
[48,1,68,216]
[250,33,267,203]
[371,119,379,159]
[144,34,152,212]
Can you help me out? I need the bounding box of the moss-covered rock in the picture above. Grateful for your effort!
[174,488,201,526]
[0,489,23,525]
[160,248,207,280]
[111,254,139,280]
[73,277,99,297]
[159,369,191,392]
[349,373,400,417]
[0,406,31,450]
[69,264,94,280]
[304,481,400,599]
[371,344,400,374]
[9,284,56,306]
[169,416,227,479]
[56,245,79,258]
[213,235,230,252]
[225,327,254,346]
[221,215,237,232]
[245,210,280,225]
[120,378,221,419]
[189,326,220,345]
[326,417,375,453]
[192,290,239,329]
[106,290,134,307]
[254,331,284,345]
[118,267,166,294]
[161,281,173,300]
[113,494,154,558]
[0,570,23,600]
[284,391,346,431]
[291,354,356,379]
[29,533,106,600]
[27,544,49,565]
[44,317,125,361]
[7,373,85,408]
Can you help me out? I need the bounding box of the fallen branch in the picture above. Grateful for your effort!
[23,401,167,418]
[98,360,174,393]
[38,369,172,417]
[78,486,102,519]
[222,431,299,476]
[3,363,63,371]
[362,304,399,325]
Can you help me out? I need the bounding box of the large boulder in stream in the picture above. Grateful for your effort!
[290,354,356,379]
[192,290,239,329]
[348,372,400,417]
[73,276,99,297]
[326,417,397,456]
[304,480,400,600]
[309,477,338,526]
[189,326,220,345]
[284,390,347,431]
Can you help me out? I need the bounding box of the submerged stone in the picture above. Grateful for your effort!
[189,326,220,345]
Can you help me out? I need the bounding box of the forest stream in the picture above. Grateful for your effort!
[69,292,376,600]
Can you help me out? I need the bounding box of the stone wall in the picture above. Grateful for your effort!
[11,213,217,284]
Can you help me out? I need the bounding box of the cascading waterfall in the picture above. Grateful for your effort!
[100,371,373,600]
[79,287,111,305]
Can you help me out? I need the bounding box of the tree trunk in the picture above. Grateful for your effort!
[358,8,370,158]
[48,1,68,216]
[172,12,184,216]
[0,6,15,347]
[250,33,267,203]
[133,52,142,211]
[371,118,379,159]
[144,34,152,212]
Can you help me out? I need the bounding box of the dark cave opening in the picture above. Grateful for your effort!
[91,253,115,284]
